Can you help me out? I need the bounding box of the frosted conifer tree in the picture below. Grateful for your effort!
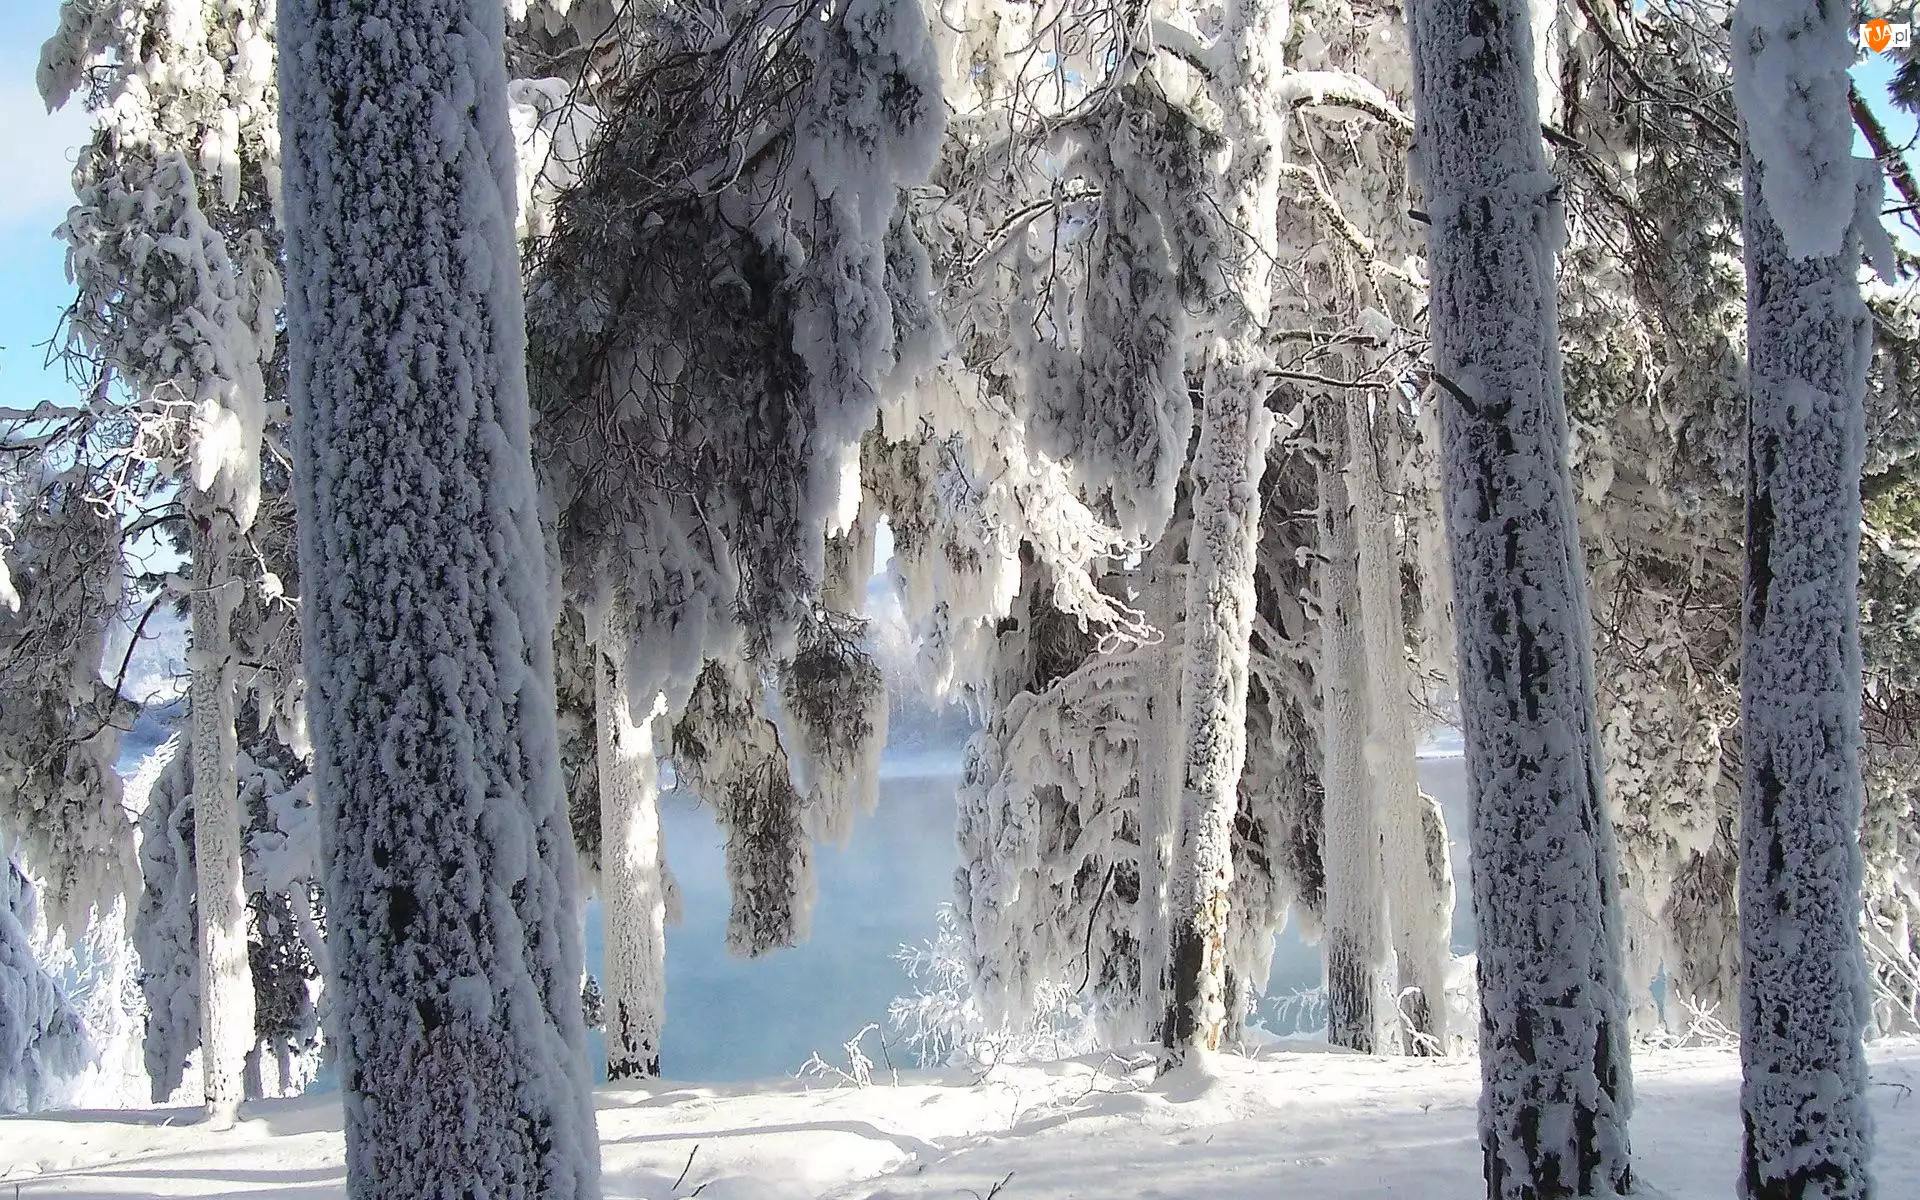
[1547,0,1752,1034]
[917,0,1439,1052]
[528,0,943,1001]
[278,0,600,1192]
[1406,0,1634,1190]
[0,472,136,938]
[1730,0,1880,1191]
[42,0,285,1126]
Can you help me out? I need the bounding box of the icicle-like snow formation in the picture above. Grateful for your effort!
[953,556,1152,1037]
[0,855,87,1115]
[1732,3,1879,1177]
[1407,0,1634,1188]
[531,0,947,670]
[278,0,600,1191]
[1348,398,1454,1052]
[1011,97,1220,542]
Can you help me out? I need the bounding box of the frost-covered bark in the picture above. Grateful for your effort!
[594,597,668,1080]
[1732,0,1878,1182]
[1134,536,1187,1034]
[278,0,600,1193]
[1407,0,1634,1189]
[187,514,251,1127]
[1161,0,1285,1065]
[1318,407,1387,1054]
[1348,400,1454,1052]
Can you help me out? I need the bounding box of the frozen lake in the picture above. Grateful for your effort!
[587,752,1473,1081]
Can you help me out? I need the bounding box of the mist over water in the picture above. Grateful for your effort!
[587,750,1472,1082]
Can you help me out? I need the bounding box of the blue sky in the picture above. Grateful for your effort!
[0,7,1914,420]
[0,0,90,417]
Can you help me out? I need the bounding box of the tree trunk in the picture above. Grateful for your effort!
[595,597,668,1080]
[1734,146,1874,1200]
[1346,399,1455,1054]
[1318,403,1386,1054]
[1135,532,1186,1037]
[1160,0,1285,1068]
[189,511,252,1128]
[1406,0,1635,1191]
[278,0,601,1193]
[1163,331,1278,1062]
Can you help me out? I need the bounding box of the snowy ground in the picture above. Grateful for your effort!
[5,1038,1915,1198]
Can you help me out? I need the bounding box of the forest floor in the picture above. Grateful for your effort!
[3,1038,1916,1198]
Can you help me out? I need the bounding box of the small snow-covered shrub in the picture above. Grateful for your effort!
[889,904,1098,1069]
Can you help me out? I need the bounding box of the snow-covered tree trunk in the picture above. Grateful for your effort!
[1347,399,1454,1053]
[1407,0,1635,1189]
[1318,405,1387,1053]
[188,511,253,1128]
[278,0,600,1194]
[1135,536,1186,1036]
[594,597,668,1080]
[1161,0,1285,1067]
[1731,1,1877,1187]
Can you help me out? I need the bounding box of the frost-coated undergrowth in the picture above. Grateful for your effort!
[1408,0,1635,1192]
[1733,146,1878,1200]
[278,0,599,1193]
